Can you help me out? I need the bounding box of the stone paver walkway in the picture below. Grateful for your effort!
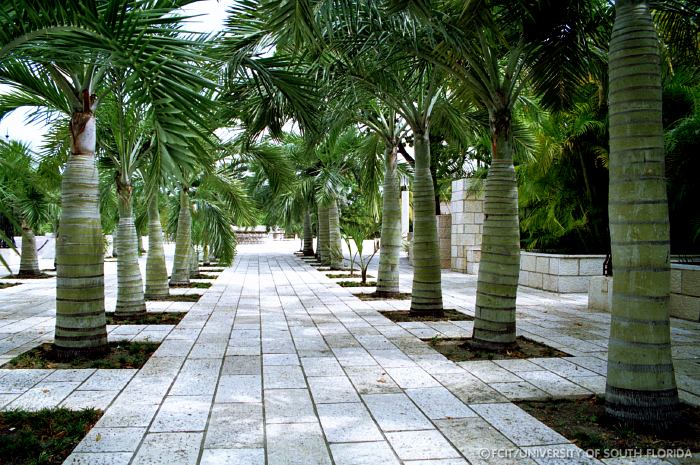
[0,241,698,465]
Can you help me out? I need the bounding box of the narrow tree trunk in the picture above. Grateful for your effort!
[54,111,107,358]
[328,198,343,270]
[111,226,118,258]
[18,221,40,277]
[318,205,330,265]
[410,130,443,315]
[145,194,169,298]
[115,182,146,318]
[203,242,210,266]
[303,210,315,256]
[170,188,191,285]
[605,0,679,429]
[472,107,520,350]
[376,145,402,297]
[189,245,199,277]
[138,234,145,255]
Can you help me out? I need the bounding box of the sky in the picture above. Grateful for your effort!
[0,0,232,150]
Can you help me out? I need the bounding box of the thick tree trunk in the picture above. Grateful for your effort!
[472,107,520,349]
[170,188,192,285]
[318,205,330,265]
[410,130,443,315]
[54,111,108,358]
[18,222,40,277]
[189,245,199,277]
[303,210,315,256]
[115,183,146,318]
[328,198,343,270]
[376,145,402,297]
[605,0,679,429]
[145,194,169,298]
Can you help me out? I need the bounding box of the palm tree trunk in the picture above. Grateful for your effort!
[115,182,146,318]
[410,130,443,315]
[318,205,330,265]
[328,198,343,270]
[170,188,191,285]
[145,194,169,298]
[605,0,679,429]
[189,245,199,277]
[303,210,315,256]
[472,107,520,350]
[377,145,401,297]
[54,111,107,358]
[203,242,210,266]
[18,221,40,277]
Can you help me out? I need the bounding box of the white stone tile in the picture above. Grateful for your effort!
[330,441,400,465]
[8,381,80,410]
[204,403,264,448]
[345,366,402,394]
[405,387,476,420]
[363,393,433,431]
[263,365,306,389]
[200,448,265,465]
[215,374,261,403]
[385,430,461,461]
[80,370,136,391]
[300,356,345,377]
[74,427,147,453]
[308,376,360,404]
[264,388,316,423]
[63,452,133,465]
[131,432,202,465]
[61,389,119,410]
[266,422,332,465]
[150,395,212,432]
[457,361,523,384]
[263,353,300,365]
[489,382,549,401]
[316,402,383,443]
[384,366,440,389]
[518,371,592,397]
[470,403,568,447]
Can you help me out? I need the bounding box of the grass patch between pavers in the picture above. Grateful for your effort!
[106,312,187,325]
[0,407,102,465]
[2,341,160,369]
[356,292,412,301]
[325,273,374,279]
[2,272,53,279]
[146,293,201,302]
[0,282,20,289]
[517,396,700,460]
[381,308,471,322]
[423,336,569,362]
[170,281,212,289]
[189,273,219,280]
[336,280,377,287]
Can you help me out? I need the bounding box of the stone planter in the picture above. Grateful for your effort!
[437,214,451,270]
[519,252,605,293]
[450,179,484,274]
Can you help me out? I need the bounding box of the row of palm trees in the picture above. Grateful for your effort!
[1,0,697,432]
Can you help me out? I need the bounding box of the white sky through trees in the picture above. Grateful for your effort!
[0,0,232,150]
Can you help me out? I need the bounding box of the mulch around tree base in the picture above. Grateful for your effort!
[2,272,53,279]
[517,396,700,460]
[0,408,102,465]
[336,280,377,287]
[355,292,411,301]
[380,309,471,322]
[2,341,160,369]
[146,294,202,302]
[0,283,19,289]
[199,267,224,272]
[326,273,374,279]
[423,336,569,362]
[106,312,187,325]
[170,282,212,289]
[189,273,219,280]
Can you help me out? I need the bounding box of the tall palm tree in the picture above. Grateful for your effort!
[605,0,679,429]
[0,1,215,357]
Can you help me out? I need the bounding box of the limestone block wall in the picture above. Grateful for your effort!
[519,252,605,293]
[450,179,484,274]
[0,235,56,265]
[437,214,452,269]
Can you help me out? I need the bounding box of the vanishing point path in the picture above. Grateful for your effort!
[1,241,699,464]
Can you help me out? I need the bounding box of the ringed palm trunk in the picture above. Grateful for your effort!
[303,210,315,256]
[189,245,199,277]
[114,183,146,318]
[328,198,343,270]
[203,242,210,266]
[54,111,107,357]
[410,130,443,315]
[605,0,679,429]
[318,205,330,265]
[145,194,169,298]
[472,107,521,350]
[376,145,401,297]
[170,189,192,285]
[18,221,40,277]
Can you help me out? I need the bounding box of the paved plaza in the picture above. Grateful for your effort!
[0,241,699,465]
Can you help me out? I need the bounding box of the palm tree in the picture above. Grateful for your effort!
[0,1,215,357]
[0,140,59,277]
[170,185,194,285]
[605,0,679,429]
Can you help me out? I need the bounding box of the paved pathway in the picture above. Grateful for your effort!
[0,241,698,465]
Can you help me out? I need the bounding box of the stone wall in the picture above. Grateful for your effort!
[437,214,451,269]
[450,179,484,274]
[519,252,605,293]
[588,264,700,322]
